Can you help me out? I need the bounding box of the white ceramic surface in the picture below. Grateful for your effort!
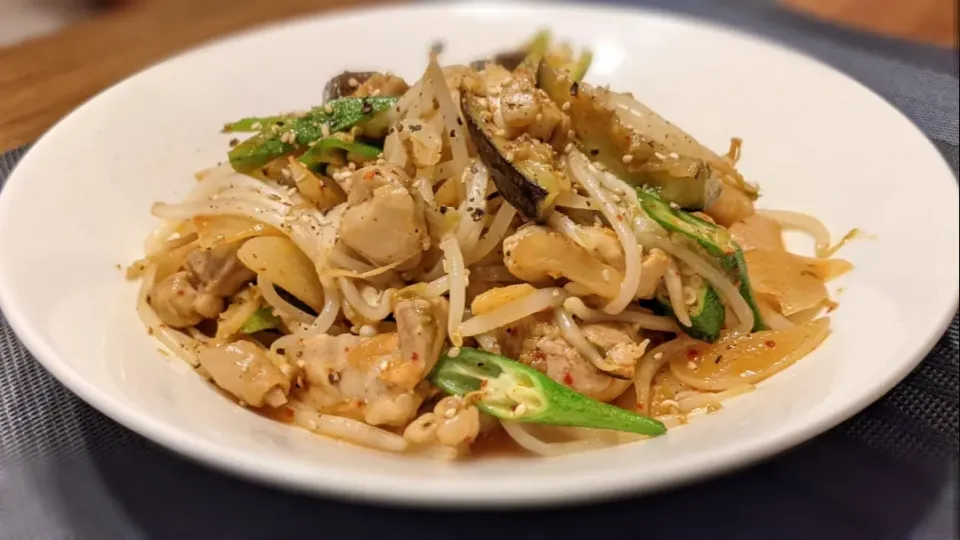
[0,2,957,507]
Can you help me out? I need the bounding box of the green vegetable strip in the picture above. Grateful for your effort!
[227,96,398,173]
[299,138,382,169]
[430,348,666,436]
[570,50,593,82]
[636,189,766,331]
[222,115,288,133]
[239,308,282,334]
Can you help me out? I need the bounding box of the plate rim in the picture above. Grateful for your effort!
[0,1,957,507]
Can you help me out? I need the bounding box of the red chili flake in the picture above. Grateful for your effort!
[636,403,644,410]
[765,340,777,348]
[283,407,295,419]
[686,349,699,359]
[563,372,574,385]
[176,290,185,296]
[616,214,623,221]
[364,170,375,180]
[480,379,488,388]
[505,327,514,335]
[532,350,546,362]
[411,351,419,361]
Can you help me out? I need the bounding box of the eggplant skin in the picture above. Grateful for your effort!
[469,50,527,72]
[323,71,377,102]
[461,92,551,220]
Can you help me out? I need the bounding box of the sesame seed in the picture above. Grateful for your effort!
[514,403,527,416]
[296,360,306,368]
[622,154,634,163]
[347,162,356,170]
[561,102,571,111]
[448,346,461,357]
[281,168,292,179]
[323,104,333,114]
[347,77,359,88]
[668,152,679,159]
[654,152,666,160]
[660,399,680,411]
[495,129,507,137]
[564,143,574,153]
[502,76,513,85]
[567,129,576,138]
[250,122,262,130]
[653,352,663,361]
[687,361,697,370]
[504,151,516,162]
[443,408,457,419]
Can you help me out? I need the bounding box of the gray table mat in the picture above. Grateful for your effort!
[1,1,958,538]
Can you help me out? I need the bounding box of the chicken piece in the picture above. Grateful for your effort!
[198,341,291,407]
[634,248,671,299]
[392,296,448,381]
[495,74,569,148]
[354,73,410,98]
[185,242,256,297]
[503,316,634,402]
[149,271,223,328]
[290,331,430,427]
[339,165,429,267]
[403,395,480,448]
[729,214,785,252]
[503,225,622,298]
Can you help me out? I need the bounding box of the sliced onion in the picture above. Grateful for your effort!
[676,385,754,413]
[259,276,315,325]
[459,287,565,337]
[757,209,831,258]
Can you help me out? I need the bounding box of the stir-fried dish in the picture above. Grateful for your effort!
[130,32,854,458]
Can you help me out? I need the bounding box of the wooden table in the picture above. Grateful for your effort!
[0,0,954,153]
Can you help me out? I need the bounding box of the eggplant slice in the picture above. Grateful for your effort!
[461,92,562,221]
[537,61,720,210]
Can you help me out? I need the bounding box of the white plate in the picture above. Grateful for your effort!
[0,2,957,507]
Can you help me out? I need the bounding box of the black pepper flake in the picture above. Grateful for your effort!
[228,138,239,147]
[485,191,500,201]
[449,129,456,138]
[469,208,485,221]
[397,123,405,132]
[457,117,463,126]
[589,148,599,156]
[409,124,422,132]
[360,99,373,115]
[276,121,286,127]
[328,371,341,384]
[432,98,440,110]
[260,168,268,175]
[714,354,723,364]
[438,205,449,214]
[430,40,445,54]
[387,127,395,135]
[569,82,579,97]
